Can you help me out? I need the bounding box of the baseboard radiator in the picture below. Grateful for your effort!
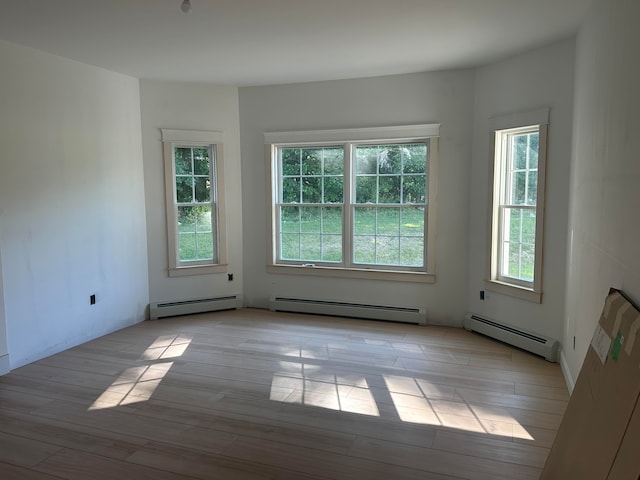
[149,295,241,320]
[269,296,426,325]
[464,313,559,362]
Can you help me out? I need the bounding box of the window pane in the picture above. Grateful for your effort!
[279,206,342,263]
[400,207,424,235]
[300,234,321,260]
[177,206,213,262]
[520,243,535,281]
[322,207,342,234]
[353,235,375,263]
[196,233,214,260]
[194,177,210,202]
[376,236,400,264]
[196,206,212,233]
[301,177,321,203]
[353,206,422,266]
[178,233,196,261]
[356,176,377,203]
[377,208,399,235]
[513,135,527,170]
[378,176,401,203]
[323,148,344,175]
[356,146,378,174]
[353,204,425,267]
[300,207,320,232]
[506,242,521,278]
[528,134,539,169]
[354,207,376,235]
[323,176,343,203]
[282,177,300,203]
[178,206,195,233]
[281,206,300,233]
[501,207,536,282]
[510,171,526,205]
[378,146,402,174]
[193,148,210,175]
[507,208,518,243]
[403,144,427,173]
[176,176,193,203]
[301,149,322,175]
[281,149,301,175]
[281,233,300,260]
[520,209,536,244]
[527,171,538,205]
[322,235,342,262]
[400,236,424,266]
[175,148,192,174]
[356,143,426,207]
[402,176,425,204]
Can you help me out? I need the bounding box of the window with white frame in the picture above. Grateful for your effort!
[266,125,439,282]
[487,110,548,302]
[161,129,227,276]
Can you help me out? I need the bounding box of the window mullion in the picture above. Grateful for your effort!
[344,142,353,268]
[190,148,196,206]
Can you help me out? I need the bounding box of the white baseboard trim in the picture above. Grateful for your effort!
[0,353,10,375]
[559,350,575,394]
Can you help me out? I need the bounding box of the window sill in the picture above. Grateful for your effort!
[268,264,435,283]
[484,279,542,304]
[169,264,228,277]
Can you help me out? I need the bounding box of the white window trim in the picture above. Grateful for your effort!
[485,109,549,303]
[265,124,439,284]
[161,129,228,277]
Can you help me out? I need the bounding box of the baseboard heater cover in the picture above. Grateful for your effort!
[270,296,426,325]
[149,295,241,320]
[464,313,559,362]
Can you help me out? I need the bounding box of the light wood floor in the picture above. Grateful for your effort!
[0,308,569,480]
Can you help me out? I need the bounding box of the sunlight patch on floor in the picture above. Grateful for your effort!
[89,335,193,411]
[270,362,380,417]
[268,367,534,440]
[89,362,174,410]
[382,375,534,440]
[140,335,192,360]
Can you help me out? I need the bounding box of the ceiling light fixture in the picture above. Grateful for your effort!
[180,0,192,13]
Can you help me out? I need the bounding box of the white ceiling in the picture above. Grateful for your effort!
[0,0,592,86]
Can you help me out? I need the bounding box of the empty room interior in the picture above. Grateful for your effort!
[0,0,639,478]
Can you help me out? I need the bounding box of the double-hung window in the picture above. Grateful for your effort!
[162,129,227,276]
[266,125,439,282]
[487,109,548,302]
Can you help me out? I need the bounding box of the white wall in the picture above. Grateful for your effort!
[0,40,149,369]
[467,39,576,343]
[239,71,474,325]
[140,81,243,304]
[563,0,640,384]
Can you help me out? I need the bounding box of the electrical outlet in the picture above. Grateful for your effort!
[480,290,485,300]
[90,294,96,305]
[227,273,233,281]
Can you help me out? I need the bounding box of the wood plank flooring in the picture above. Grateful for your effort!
[0,308,569,479]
